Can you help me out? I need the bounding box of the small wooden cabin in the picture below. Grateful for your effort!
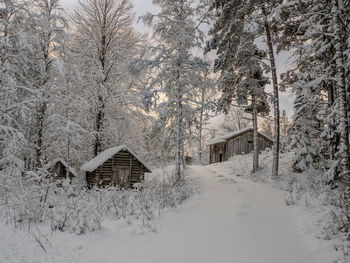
[81,145,151,188]
[208,128,273,164]
[48,158,77,180]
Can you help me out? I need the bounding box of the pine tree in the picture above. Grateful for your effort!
[207,1,270,173]
[207,0,280,176]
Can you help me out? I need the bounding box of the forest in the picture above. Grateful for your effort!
[1,0,350,262]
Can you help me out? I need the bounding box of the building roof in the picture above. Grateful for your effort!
[207,128,273,146]
[48,158,78,177]
[80,145,152,173]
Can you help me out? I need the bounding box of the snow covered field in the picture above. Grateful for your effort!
[0,162,339,263]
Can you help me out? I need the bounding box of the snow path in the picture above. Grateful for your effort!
[57,164,335,263]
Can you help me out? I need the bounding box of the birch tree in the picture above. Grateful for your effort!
[141,0,209,181]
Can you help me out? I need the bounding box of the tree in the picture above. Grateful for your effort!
[290,85,323,172]
[71,0,144,157]
[261,2,280,178]
[28,0,68,166]
[207,1,270,173]
[207,0,280,176]
[40,58,92,168]
[192,71,216,164]
[280,110,290,137]
[141,0,209,180]
[220,107,251,133]
[0,0,37,173]
[260,117,273,139]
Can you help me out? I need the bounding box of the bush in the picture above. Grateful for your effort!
[0,168,197,234]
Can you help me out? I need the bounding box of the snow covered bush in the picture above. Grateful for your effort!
[0,168,56,231]
[0,166,197,235]
[48,182,102,234]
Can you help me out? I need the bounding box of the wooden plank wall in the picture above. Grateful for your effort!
[210,131,273,163]
[86,150,144,188]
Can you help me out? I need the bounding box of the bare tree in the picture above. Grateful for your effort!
[220,107,251,133]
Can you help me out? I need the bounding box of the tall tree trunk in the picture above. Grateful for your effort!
[36,104,46,166]
[175,85,183,182]
[332,0,350,226]
[94,95,104,156]
[252,94,259,173]
[198,87,205,164]
[94,6,107,157]
[262,5,280,178]
[327,82,337,159]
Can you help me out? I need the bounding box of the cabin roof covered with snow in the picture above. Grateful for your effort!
[80,145,151,173]
[48,158,78,177]
[207,128,273,146]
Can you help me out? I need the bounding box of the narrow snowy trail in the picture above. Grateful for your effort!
[64,164,335,263]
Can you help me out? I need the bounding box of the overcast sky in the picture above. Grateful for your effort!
[61,0,157,32]
[61,0,294,116]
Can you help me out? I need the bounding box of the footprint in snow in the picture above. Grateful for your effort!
[218,177,237,184]
[238,210,249,216]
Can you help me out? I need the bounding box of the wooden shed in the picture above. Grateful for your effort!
[207,128,273,164]
[48,158,77,180]
[81,145,151,188]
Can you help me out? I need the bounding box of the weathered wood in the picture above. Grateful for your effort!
[209,129,273,164]
[86,150,150,188]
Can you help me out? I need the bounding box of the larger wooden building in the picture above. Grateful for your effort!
[81,145,151,188]
[208,128,273,164]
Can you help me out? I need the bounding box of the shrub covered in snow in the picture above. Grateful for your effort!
[0,167,197,235]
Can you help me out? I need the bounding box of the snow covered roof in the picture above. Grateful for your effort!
[207,128,273,146]
[80,145,152,173]
[48,158,78,177]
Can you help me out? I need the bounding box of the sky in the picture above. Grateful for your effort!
[61,0,294,117]
[61,0,157,32]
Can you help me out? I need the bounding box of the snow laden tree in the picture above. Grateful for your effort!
[141,0,209,181]
[289,85,323,172]
[222,40,269,173]
[71,0,145,157]
[275,0,350,229]
[28,0,68,167]
[193,72,216,164]
[275,0,350,177]
[207,0,281,177]
[0,0,37,174]
[40,58,92,168]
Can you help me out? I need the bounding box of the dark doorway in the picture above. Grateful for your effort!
[219,152,223,162]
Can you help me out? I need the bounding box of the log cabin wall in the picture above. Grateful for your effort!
[86,150,145,188]
[209,131,273,164]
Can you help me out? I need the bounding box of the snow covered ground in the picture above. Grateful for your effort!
[1,163,339,263]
